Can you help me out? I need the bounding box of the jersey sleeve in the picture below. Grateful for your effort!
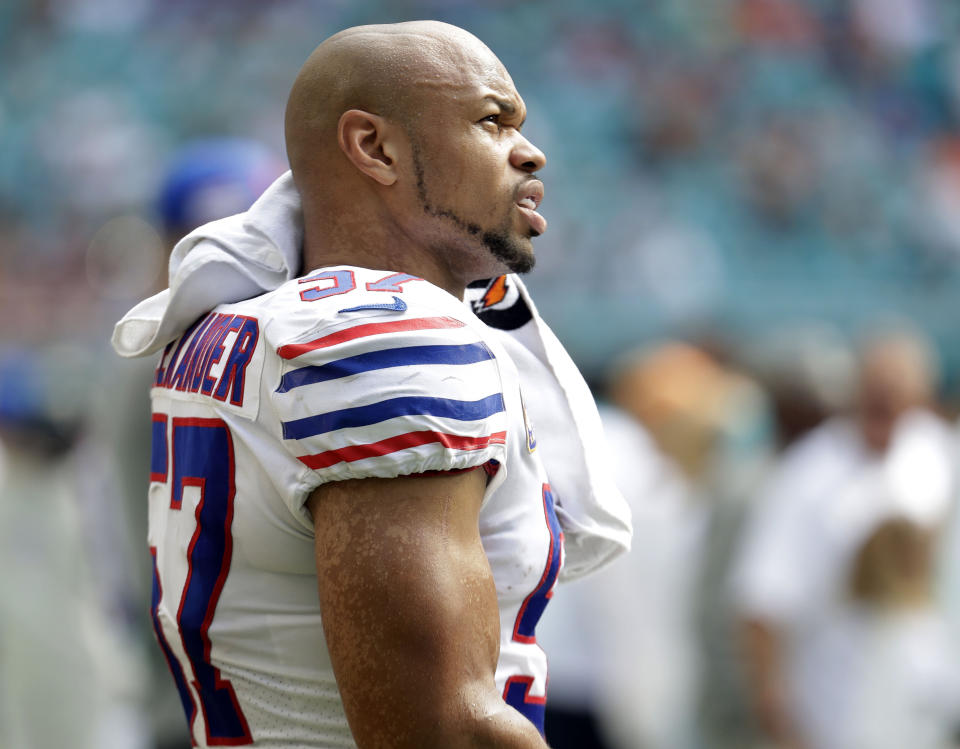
[270,310,509,498]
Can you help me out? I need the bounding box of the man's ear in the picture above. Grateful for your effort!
[337,109,399,186]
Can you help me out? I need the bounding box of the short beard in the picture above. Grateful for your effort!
[411,144,536,274]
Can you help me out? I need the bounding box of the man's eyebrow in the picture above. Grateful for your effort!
[483,95,526,127]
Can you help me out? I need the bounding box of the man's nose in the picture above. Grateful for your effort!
[510,134,546,173]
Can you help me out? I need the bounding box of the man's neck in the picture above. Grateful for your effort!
[301,224,467,300]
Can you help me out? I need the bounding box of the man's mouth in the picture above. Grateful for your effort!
[515,180,546,235]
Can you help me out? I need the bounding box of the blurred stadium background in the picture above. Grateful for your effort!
[6,0,960,748]
[3,0,960,387]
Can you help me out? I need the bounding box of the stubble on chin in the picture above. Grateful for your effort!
[480,228,535,274]
[411,144,536,275]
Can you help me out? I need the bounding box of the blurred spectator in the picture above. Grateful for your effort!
[845,514,960,749]
[740,119,819,230]
[694,322,856,749]
[0,347,149,749]
[731,327,959,749]
[915,136,960,263]
[850,0,939,62]
[743,322,856,448]
[157,137,287,245]
[540,340,770,749]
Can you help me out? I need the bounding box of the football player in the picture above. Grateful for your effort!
[114,21,630,747]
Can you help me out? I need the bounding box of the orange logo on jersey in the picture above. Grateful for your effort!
[481,275,508,309]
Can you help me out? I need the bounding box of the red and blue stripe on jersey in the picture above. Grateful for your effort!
[275,314,506,474]
[276,342,495,392]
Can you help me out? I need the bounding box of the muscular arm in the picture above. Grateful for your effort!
[307,469,549,748]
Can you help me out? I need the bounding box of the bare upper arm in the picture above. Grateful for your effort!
[307,469,547,748]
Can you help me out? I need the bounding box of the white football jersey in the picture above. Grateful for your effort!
[147,265,562,747]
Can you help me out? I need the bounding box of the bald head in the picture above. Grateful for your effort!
[283,21,546,295]
[856,329,939,452]
[285,21,506,182]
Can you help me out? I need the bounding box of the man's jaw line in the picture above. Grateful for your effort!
[414,191,538,275]
[410,148,540,275]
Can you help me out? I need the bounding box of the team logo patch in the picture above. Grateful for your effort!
[468,275,532,331]
[480,275,509,309]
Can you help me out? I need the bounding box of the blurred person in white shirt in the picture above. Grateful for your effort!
[731,328,960,749]
[540,341,770,749]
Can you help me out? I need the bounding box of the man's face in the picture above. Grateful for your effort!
[400,48,547,278]
[855,343,930,453]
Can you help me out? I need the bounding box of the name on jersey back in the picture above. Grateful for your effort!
[153,312,260,409]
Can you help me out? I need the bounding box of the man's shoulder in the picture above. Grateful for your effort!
[261,267,509,487]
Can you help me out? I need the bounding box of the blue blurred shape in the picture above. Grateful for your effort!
[158,137,285,233]
[0,350,46,425]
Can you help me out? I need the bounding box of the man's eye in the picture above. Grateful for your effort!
[481,114,502,128]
